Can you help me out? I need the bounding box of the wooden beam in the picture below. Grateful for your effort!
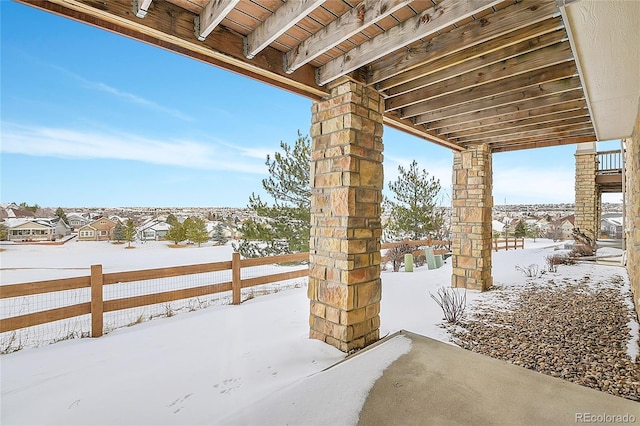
[445,107,590,139]
[464,123,594,145]
[284,0,412,74]
[386,41,573,111]
[195,0,241,41]
[317,0,504,86]
[490,135,596,152]
[244,0,326,59]
[382,113,464,152]
[133,0,153,18]
[17,0,328,100]
[433,97,587,133]
[414,76,584,128]
[454,115,592,143]
[401,61,578,119]
[383,28,567,98]
[368,0,561,85]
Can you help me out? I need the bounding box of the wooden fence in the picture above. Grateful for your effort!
[493,237,525,252]
[0,252,308,337]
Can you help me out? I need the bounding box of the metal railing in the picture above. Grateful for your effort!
[597,150,622,174]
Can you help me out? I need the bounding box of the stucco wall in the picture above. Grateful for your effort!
[625,102,640,317]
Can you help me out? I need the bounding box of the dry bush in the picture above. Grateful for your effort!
[383,242,420,272]
[545,253,576,272]
[430,287,467,324]
[570,244,594,258]
[515,264,544,278]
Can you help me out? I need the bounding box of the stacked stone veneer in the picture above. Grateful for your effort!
[451,144,493,291]
[308,79,384,352]
[625,104,640,317]
[574,149,599,241]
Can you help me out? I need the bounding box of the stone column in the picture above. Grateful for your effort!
[451,144,493,291]
[575,143,598,241]
[624,105,640,316]
[308,78,384,352]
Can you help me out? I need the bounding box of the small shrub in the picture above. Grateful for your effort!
[430,287,467,324]
[544,253,575,272]
[383,241,420,272]
[515,264,545,278]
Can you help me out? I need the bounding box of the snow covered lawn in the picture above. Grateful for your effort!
[1,239,637,424]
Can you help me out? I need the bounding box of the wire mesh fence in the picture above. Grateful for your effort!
[1,254,309,353]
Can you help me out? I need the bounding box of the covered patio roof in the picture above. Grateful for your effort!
[19,0,639,153]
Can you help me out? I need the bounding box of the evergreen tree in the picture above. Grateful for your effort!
[166,221,186,244]
[235,131,311,257]
[182,217,195,243]
[166,213,178,225]
[123,220,136,247]
[525,223,541,242]
[55,207,68,224]
[514,220,526,238]
[186,217,209,247]
[0,223,7,241]
[384,160,443,240]
[114,222,125,242]
[212,223,229,245]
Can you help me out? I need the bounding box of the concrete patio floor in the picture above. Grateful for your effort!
[357,331,639,425]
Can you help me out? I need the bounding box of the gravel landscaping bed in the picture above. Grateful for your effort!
[448,272,640,402]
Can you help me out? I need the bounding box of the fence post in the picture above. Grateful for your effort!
[232,252,241,305]
[90,264,103,337]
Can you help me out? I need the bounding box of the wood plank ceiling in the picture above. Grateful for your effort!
[18,0,596,153]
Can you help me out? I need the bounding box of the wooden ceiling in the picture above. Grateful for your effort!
[19,0,597,152]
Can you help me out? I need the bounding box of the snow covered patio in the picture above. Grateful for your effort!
[1,240,638,424]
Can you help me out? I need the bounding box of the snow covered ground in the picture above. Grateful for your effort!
[1,239,637,425]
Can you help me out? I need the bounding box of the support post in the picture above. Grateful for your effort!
[232,252,241,305]
[575,142,599,242]
[308,78,384,352]
[90,264,103,337]
[451,144,493,291]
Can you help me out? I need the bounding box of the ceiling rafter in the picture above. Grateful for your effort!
[490,135,597,153]
[368,0,561,85]
[386,41,573,111]
[435,98,588,134]
[284,0,413,74]
[195,0,241,41]
[445,108,590,139]
[402,61,578,119]
[244,0,326,59]
[453,115,592,143]
[383,28,567,99]
[377,18,565,93]
[414,77,584,124]
[316,0,505,86]
[463,122,594,145]
[133,0,153,18]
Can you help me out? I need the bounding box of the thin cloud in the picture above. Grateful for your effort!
[49,64,194,122]
[1,122,264,174]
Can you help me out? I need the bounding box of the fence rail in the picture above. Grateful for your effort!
[493,237,525,252]
[0,252,308,337]
[597,150,622,173]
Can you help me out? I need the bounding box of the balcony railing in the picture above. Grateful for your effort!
[597,150,622,174]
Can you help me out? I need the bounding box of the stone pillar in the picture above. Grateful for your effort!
[575,143,598,241]
[308,79,384,352]
[451,144,493,291]
[624,105,640,316]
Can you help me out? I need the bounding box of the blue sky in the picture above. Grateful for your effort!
[1,2,622,208]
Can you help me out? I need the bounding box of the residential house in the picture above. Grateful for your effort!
[137,219,171,241]
[4,218,71,242]
[601,215,623,239]
[0,203,36,220]
[547,215,575,241]
[78,217,118,241]
[66,213,90,231]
